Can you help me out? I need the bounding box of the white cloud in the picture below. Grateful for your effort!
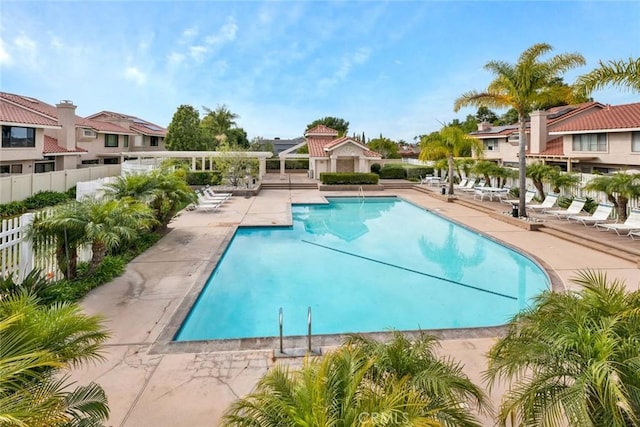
[205,17,237,46]
[0,38,12,65]
[124,66,147,85]
[180,26,199,43]
[320,47,373,87]
[167,52,185,65]
[353,47,371,64]
[14,33,37,53]
[189,45,208,62]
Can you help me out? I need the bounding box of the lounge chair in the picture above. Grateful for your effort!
[595,208,640,236]
[460,179,481,193]
[544,198,586,218]
[453,179,469,190]
[629,230,640,240]
[501,189,535,205]
[527,193,559,213]
[567,203,614,226]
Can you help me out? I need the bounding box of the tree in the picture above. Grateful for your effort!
[224,127,250,149]
[104,169,196,228]
[526,162,556,200]
[576,57,640,95]
[201,104,240,147]
[214,143,259,188]
[419,126,484,195]
[368,136,400,159]
[305,116,349,136]
[495,108,519,125]
[583,173,640,220]
[454,43,586,216]
[548,168,580,194]
[448,115,478,134]
[472,160,502,187]
[223,332,488,427]
[485,270,640,426]
[0,293,110,426]
[165,105,208,151]
[475,106,498,124]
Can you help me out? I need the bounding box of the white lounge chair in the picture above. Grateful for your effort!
[527,193,559,213]
[460,179,482,193]
[501,189,535,205]
[453,178,469,190]
[629,230,640,240]
[567,203,614,226]
[595,208,640,236]
[544,198,586,218]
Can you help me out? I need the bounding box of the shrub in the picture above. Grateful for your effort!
[66,185,77,199]
[23,191,69,210]
[557,195,573,209]
[583,196,598,214]
[370,163,382,174]
[266,159,310,170]
[379,164,406,179]
[0,201,27,219]
[186,171,222,186]
[405,167,434,181]
[320,173,379,185]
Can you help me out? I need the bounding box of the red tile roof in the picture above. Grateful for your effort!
[43,135,87,154]
[305,125,339,136]
[546,101,603,126]
[87,110,166,136]
[538,137,564,155]
[306,137,327,157]
[551,102,640,132]
[306,136,381,158]
[1,99,60,127]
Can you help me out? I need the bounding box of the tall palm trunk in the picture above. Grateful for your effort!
[89,241,108,274]
[55,243,78,280]
[518,115,528,217]
[447,155,455,195]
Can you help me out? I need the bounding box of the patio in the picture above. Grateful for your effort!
[70,180,640,426]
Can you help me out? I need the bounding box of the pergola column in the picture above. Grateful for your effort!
[280,157,286,178]
[259,158,266,178]
[330,156,337,172]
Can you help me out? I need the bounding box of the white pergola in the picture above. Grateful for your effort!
[120,151,274,178]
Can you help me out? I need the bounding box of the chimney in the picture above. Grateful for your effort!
[477,121,491,132]
[274,137,280,140]
[56,100,77,151]
[529,110,548,154]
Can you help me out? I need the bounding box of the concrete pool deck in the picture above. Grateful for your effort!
[71,186,640,426]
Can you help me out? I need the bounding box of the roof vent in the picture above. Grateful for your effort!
[60,100,74,105]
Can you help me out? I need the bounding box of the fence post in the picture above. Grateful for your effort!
[18,212,35,282]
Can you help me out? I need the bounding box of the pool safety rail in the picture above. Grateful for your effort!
[277,306,318,357]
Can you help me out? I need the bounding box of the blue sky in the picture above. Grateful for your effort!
[1,1,639,143]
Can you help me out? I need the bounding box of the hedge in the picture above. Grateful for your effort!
[185,171,222,186]
[266,159,310,170]
[379,164,406,179]
[405,167,434,181]
[319,173,379,185]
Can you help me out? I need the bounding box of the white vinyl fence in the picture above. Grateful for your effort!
[0,164,121,204]
[0,210,91,283]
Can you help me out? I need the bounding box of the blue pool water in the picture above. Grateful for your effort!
[175,197,549,341]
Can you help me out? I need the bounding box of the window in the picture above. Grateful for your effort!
[83,129,97,138]
[10,164,23,174]
[572,133,606,152]
[150,136,159,147]
[103,158,120,164]
[123,135,129,148]
[632,131,640,152]
[484,138,499,151]
[104,134,118,147]
[35,162,55,173]
[2,126,36,148]
[81,159,100,165]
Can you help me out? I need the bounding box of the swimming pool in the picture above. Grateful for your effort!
[175,197,550,341]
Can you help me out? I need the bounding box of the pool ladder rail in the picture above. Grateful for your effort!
[275,306,321,358]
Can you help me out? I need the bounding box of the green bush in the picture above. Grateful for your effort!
[379,164,406,179]
[266,159,309,170]
[186,171,222,186]
[66,185,77,199]
[370,163,382,174]
[405,167,434,181]
[320,173,379,185]
[0,201,27,219]
[23,191,69,210]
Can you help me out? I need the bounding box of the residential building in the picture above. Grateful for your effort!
[469,101,640,173]
[279,125,382,177]
[0,92,166,174]
[259,136,305,155]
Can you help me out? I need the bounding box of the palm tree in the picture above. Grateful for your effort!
[548,168,580,194]
[472,160,502,187]
[347,332,490,427]
[201,104,239,144]
[485,270,640,427]
[222,345,442,426]
[526,162,556,200]
[583,172,640,220]
[454,43,586,216]
[576,57,640,94]
[105,169,196,227]
[76,198,156,273]
[0,293,110,426]
[419,126,484,195]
